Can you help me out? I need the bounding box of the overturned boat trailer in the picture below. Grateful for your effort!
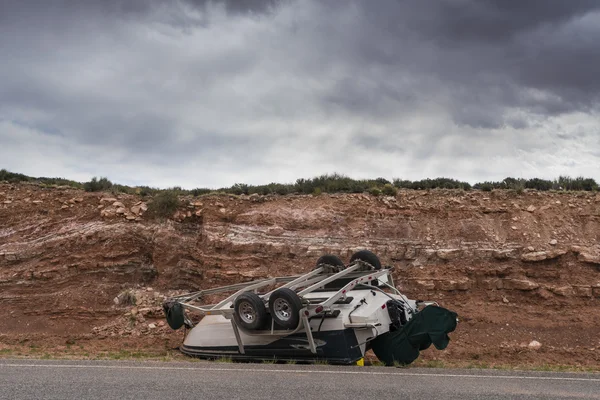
[163,250,457,365]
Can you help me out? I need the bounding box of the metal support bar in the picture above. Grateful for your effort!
[180,303,235,316]
[212,278,277,309]
[174,276,304,303]
[298,263,362,296]
[291,275,331,291]
[263,267,325,300]
[231,320,245,354]
[302,313,317,354]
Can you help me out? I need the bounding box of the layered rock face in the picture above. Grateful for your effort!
[1,182,599,365]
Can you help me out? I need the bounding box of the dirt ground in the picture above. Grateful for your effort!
[1,182,599,369]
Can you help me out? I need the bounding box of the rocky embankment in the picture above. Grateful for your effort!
[1,182,599,366]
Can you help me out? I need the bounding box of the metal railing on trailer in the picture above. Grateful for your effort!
[169,261,393,355]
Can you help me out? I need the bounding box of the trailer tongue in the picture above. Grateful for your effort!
[163,250,458,365]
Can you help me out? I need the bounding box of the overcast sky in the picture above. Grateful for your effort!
[1,0,599,189]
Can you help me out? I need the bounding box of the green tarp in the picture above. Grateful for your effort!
[371,305,458,366]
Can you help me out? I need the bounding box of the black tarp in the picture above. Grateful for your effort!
[371,305,458,366]
[163,300,185,330]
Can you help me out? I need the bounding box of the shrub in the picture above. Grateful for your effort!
[230,183,249,195]
[147,191,180,218]
[84,177,113,192]
[514,181,525,194]
[369,187,382,196]
[381,183,397,196]
[477,182,493,192]
[525,178,553,191]
[118,289,137,306]
[556,176,598,191]
[393,177,471,190]
[190,188,212,196]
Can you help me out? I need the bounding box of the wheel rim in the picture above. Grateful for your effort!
[238,301,256,324]
[273,298,292,321]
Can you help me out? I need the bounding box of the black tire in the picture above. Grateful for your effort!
[315,254,345,271]
[233,292,268,330]
[349,250,382,270]
[268,288,303,329]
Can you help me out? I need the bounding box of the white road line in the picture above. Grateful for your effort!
[1,363,600,383]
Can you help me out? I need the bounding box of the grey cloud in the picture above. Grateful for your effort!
[1,0,599,188]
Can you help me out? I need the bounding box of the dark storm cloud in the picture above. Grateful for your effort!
[325,0,600,126]
[0,0,599,188]
[184,0,283,14]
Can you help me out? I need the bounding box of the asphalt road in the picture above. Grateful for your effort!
[1,359,600,400]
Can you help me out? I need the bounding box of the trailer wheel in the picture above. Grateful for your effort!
[269,288,303,329]
[315,254,345,272]
[349,250,382,270]
[233,292,268,330]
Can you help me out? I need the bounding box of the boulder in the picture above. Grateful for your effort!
[503,279,539,291]
[436,249,462,260]
[547,249,567,259]
[480,278,503,290]
[404,247,417,260]
[113,201,125,208]
[435,278,471,291]
[521,251,547,262]
[573,285,592,297]
[101,209,116,218]
[521,249,566,262]
[578,252,600,265]
[526,205,536,212]
[547,285,574,297]
[492,249,517,260]
[267,226,285,236]
[528,340,542,350]
[413,280,435,290]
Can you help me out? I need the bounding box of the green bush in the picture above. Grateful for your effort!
[147,191,180,218]
[556,176,598,191]
[2,169,598,197]
[230,183,249,195]
[393,177,471,190]
[190,188,212,196]
[477,182,493,192]
[381,183,397,196]
[369,187,382,196]
[84,177,113,192]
